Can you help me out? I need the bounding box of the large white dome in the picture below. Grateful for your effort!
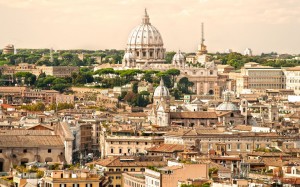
[123,9,166,68]
[154,78,170,97]
[127,22,163,47]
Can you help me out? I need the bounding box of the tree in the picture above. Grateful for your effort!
[165,51,176,64]
[173,88,181,100]
[178,77,194,94]
[14,72,37,85]
[156,72,172,88]
[51,84,69,93]
[132,82,138,94]
[94,68,115,75]
[165,68,180,86]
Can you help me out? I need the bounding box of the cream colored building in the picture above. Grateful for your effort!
[0,64,79,78]
[102,135,164,157]
[56,94,75,104]
[37,65,79,77]
[144,162,208,187]
[284,66,300,95]
[42,170,109,187]
[164,129,299,156]
[2,44,14,54]
[122,172,145,187]
[0,128,73,172]
[94,156,166,187]
[235,62,285,95]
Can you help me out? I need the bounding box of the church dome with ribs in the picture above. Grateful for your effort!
[123,9,166,68]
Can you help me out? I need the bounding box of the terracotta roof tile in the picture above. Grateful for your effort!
[170,112,217,119]
[147,144,184,153]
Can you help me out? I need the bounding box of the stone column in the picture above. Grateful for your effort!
[139,49,142,59]
[197,82,201,95]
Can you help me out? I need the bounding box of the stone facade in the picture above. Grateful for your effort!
[284,66,300,95]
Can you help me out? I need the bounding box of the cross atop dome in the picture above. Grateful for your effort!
[142,8,150,24]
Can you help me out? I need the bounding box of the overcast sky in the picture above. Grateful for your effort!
[0,0,300,54]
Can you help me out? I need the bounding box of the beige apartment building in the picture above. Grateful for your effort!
[122,172,145,187]
[235,62,285,95]
[164,129,299,156]
[0,63,79,78]
[42,170,109,187]
[0,130,65,172]
[284,66,300,95]
[93,156,166,187]
[101,135,164,158]
[143,163,208,187]
[56,94,75,104]
[38,65,79,77]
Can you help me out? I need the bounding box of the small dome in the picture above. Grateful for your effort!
[154,78,170,97]
[172,50,185,63]
[216,102,239,111]
[123,51,135,62]
[216,91,239,111]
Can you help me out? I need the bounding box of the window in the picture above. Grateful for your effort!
[131,168,135,171]
[140,168,145,172]
[119,149,122,154]
[237,143,241,151]
[227,144,231,151]
[123,168,128,171]
[0,149,2,153]
[116,185,121,187]
[48,149,52,153]
[59,184,66,187]
[72,184,79,187]
[128,149,131,153]
[116,169,121,172]
[86,184,92,187]
[246,144,251,151]
[116,176,121,179]
[256,144,260,149]
[111,148,114,153]
[109,169,114,172]
[286,144,289,149]
[145,142,148,145]
[23,149,27,153]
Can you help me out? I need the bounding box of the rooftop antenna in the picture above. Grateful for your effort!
[50,48,54,63]
[201,22,205,45]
